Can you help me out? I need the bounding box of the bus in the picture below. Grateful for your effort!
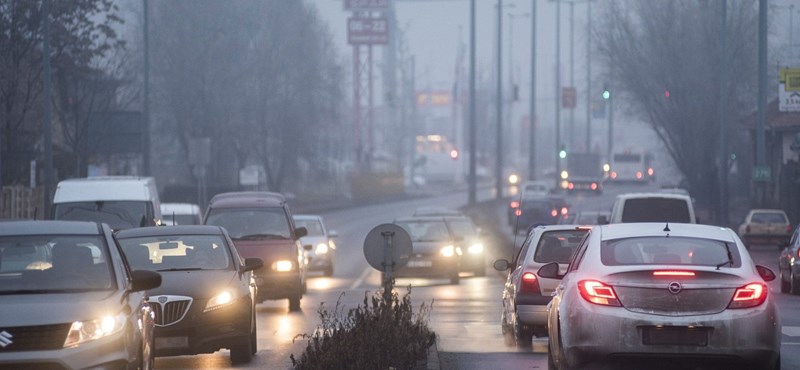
[414,134,462,184]
[608,151,655,183]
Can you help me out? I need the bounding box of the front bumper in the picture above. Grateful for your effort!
[394,254,459,279]
[307,253,333,271]
[154,296,252,357]
[0,328,134,370]
[560,297,781,368]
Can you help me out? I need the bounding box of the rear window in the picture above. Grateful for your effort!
[621,198,690,223]
[206,207,292,240]
[750,212,787,224]
[532,230,588,264]
[294,219,324,236]
[54,201,151,229]
[601,236,740,267]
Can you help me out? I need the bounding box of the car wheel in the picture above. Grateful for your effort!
[781,270,790,293]
[501,312,515,347]
[229,336,253,364]
[791,271,800,295]
[513,315,533,348]
[547,346,558,370]
[288,295,302,312]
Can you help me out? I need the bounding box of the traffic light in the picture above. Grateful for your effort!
[559,144,567,159]
[602,84,611,100]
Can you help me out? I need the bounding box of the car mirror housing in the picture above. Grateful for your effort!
[243,257,264,272]
[295,226,308,239]
[756,265,776,282]
[493,259,511,271]
[537,262,562,279]
[130,270,162,292]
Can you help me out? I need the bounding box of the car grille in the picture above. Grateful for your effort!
[148,295,193,327]
[617,286,734,316]
[0,324,71,352]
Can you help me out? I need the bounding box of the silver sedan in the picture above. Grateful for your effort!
[542,223,781,370]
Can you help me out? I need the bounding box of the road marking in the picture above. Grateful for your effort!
[783,326,800,337]
[350,267,373,290]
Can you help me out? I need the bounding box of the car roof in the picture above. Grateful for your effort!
[115,225,225,238]
[293,214,322,221]
[161,203,201,213]
[598,223,735,242]
[0,220,103,236]
[748,209,787,214]
[207,191,285,208]
[616,192,692,201]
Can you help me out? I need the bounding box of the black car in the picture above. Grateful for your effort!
[393,216,462,284]
[0,221,161,369]
[115,225,263,364]
[513,196,569,233]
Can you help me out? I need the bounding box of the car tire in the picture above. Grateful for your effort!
[791,271,800,295]
[513,316,533,348]
[288,295,302,312]
[230,336,253,364]
[547,347,558,370]
[781,270,791,293]
[501,312,515,347]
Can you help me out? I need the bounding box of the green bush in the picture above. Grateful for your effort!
[291,287,435,370]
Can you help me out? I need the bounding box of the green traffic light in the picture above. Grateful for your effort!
[559,150,567,159]
[602,90,610,100]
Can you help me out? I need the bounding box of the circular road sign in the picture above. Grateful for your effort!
[363,223,412,272]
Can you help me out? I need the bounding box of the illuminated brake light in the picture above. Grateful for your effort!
[787,225,793,233]
[653,271,696,277]
[590,183,598,190]
[515,209,522,216]
[636,171,643,179]
[561,207,569,216]
[520,272,541,293]
[568,182,574,190]
[728,283,767,309]
[578,280,621,307]
[647,167,654,176]
[797,248,800,260]
[610,171,617,179]
[551,209,558,217]
[510,201,520,209]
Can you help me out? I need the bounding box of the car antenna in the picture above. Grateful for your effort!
[663,223,671,233]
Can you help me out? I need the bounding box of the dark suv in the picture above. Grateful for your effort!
[204,192,308,311]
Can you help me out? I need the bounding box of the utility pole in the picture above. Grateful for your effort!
[43,0,53,218]
[495,0,504,199]
[757,0,767,206]
[554,1,562,191]
[142,0,150,176]
[585,1,592,152]
[469,0,477,204]
[568,2,575,150]
[528,0,537,181]
[718,0,728,225]
[606,87,613,165]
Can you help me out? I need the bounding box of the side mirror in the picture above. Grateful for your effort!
[597,215,609,225]
[243,257,264,272]
[329,230,339,238]
[493,259,511,271]
[756,265,776,282]
[295,226,308,239]
[130,270,162,292]
[303,244,313,251]
[537,262,563,280]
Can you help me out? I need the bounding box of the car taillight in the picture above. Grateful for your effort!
[727,283,767,309]
[636,171,643,179]
[610,171,617,179]
[567,182,574,190]
[578,280,621,307]
[520,272,541,293]
[551,209,558,217]
[515,209,522,216]
[787,225,793,233]
[590,183,598,190]
[796,248,800,259]
[561,207,568,216]
[652,270,696,277]
[510,201,519,209]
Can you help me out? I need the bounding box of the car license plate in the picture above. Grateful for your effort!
[642,326,708,346]
[155,336,189,349]
[407,260,432,268]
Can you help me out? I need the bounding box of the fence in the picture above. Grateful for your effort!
[1,186,44,220]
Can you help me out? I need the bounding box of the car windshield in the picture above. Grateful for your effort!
[0,235,115,293]
[621,198,690,223]
[751,212,787,224]
[601,237,741,267]
[446,219,477,237]
[54,201,149,229]
[294,219,325,236]
[205,208,291,240]
[117,235,232,271]
[533,230,587,264]
[395,220,450,242]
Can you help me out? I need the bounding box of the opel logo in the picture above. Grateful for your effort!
[158,296,168,304]
[0,331,13,348]
[668,281,682,295]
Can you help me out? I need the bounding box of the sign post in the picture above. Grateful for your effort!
[363,224,411,304]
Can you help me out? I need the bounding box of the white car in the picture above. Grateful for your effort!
[293,215,338,276]
[608,192,696,224]
[543,223,780,370]
[160,203,202,225]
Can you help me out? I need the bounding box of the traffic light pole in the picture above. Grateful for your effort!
[495,0,504,200]
[554,1,562,191]
[528,0,537,181]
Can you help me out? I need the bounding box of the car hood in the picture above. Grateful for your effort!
[148,270,236,299]
[0,290,123,327]
[231,239,296,263]
[411,241,451,254]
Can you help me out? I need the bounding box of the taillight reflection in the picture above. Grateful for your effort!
[727,283,767,309]
[578,280,621,307]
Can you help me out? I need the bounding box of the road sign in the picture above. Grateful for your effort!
[779,68,800,112]
[562,87,577,109]
[753,165,771,182]
[344,0,390,11]
[347,17,388,45]
[363,223,411,272]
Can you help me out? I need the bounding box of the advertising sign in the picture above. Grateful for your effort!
[347,17,388,45]
[779,68,800,112]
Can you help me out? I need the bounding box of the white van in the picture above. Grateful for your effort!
[160,203,202,225]
[608,192,696,224]
[53,176,162,229]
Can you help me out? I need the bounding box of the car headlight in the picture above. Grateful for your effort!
[205,291,234,312]
[468,243,484,254]
[63,313,126,348]
[315,243,329,255]
[272,260,294,272]
[441,245,455,257]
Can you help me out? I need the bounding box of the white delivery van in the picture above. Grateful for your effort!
[53,176,162,229]
[608,192,696,224]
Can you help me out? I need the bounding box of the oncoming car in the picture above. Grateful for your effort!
[542,223,780,370]
[115,225,263,364]
[293,214,338,277]
[0,221,162,370]
[393,216,462,284]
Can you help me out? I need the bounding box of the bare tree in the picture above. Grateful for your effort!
[594,0,757,210]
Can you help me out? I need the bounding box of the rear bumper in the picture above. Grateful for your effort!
[741,234,790,246]
[254,272,302,300]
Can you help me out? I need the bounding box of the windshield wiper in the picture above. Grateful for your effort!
[156,267,204,272]
[236,233,287,240]
[715,243,735,270]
